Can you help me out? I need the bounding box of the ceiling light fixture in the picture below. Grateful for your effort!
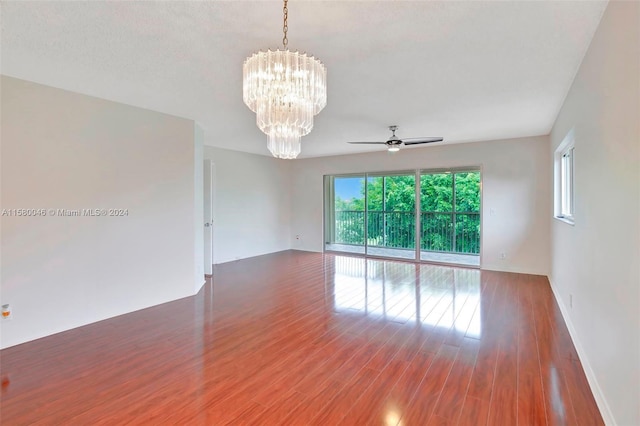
[243,0,327,159]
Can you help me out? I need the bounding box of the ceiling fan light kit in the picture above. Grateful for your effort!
[243,0,327,160]
[347,125,444,153]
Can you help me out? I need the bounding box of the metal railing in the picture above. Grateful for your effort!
[420,212,480,254]
[367,211,415,249]
[334,210,480,254]
[334,210,365,245]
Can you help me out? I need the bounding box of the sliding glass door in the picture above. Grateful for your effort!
[420,171,480,266]
[366,173,416,260]
[325,175,366,254]
[325,169,480,266]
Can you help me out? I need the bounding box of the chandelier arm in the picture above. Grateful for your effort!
[283,0,288,49]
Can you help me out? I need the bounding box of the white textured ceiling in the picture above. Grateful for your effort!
[1,1,607,158]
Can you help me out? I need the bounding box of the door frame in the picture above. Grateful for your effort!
[203,160,214,276]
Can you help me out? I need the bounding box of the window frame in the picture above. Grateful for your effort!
[554,130,575,225]
[323,167,482,264]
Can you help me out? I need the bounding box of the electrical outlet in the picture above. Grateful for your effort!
[500,252,506,260]
[296,234,300,240]
[569,294,573,309]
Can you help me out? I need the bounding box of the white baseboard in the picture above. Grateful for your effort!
[547,276,616,426]
[481,263,548,276]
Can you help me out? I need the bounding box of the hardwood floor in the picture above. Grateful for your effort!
[0,250,603,425]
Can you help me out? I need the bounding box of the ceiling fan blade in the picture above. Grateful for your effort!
[402,137,444,145]
[347,141,388,145]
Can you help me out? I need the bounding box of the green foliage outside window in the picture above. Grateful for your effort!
[334,171,480,254]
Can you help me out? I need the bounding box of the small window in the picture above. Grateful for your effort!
[555,130,575,224]
[560,147,574,218]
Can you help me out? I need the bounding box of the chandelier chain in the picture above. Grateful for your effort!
[282,0,288,49]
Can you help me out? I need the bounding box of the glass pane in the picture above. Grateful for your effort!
[561,159,566,213]
[327,175,366,254]
[420,173,453,212]
[455,213,480,254]
[366,174,415,259]
[366,176,383,211]
[420,173,453,252]
[384,175,416,212]
[421,212,453,252]
[421,171,480,265]
[455,172,480,212]
[561,154,571,216]
[454,171,480,254]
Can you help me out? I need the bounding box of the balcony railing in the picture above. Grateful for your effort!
[334,210,480,254]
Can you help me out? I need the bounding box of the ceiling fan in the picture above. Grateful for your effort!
[348,125,443,152]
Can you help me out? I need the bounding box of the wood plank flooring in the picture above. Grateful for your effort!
[0,250,603,425]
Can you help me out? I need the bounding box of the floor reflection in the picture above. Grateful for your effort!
[329,255,482,337]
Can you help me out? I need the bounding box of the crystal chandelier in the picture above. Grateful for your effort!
[243,0,327,159]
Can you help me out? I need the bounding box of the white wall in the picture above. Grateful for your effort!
[291,136,551,276]
[0,76,202,348]
[203,146,292,264]
[549,2,640,425]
